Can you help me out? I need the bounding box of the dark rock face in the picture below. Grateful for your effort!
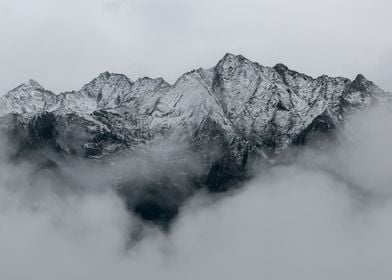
[0,53,390,227]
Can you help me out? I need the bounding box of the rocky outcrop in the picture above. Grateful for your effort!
[0,53,389,227]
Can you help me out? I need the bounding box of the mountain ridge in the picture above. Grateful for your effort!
[3,53,383,97]
[1,52,389,159]
[0,53,390,226]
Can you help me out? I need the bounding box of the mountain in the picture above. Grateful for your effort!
[0,53,390,227]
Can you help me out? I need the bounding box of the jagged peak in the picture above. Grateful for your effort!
[26,79,43,88]
[20,79,44,90]
[172,70,197,86]
[217,53,252,67]
[273,63,289,72]
[132,76,171,91]
[350,73,374,92]
[98,71,111,79]
[172,67,216,88]
[222,52,236,60]
[218,53,251,64]
[137,76,168,84]
[353,73,368,83]
[8,79,45,94]
[214,53,261,81]
[80,72,132,91]
[273,63,315,82]
[96,71,131,82]
[155,77,170,86]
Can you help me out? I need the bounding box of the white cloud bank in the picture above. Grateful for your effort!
[1,106,392,279]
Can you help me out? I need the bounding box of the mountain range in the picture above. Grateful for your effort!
[0,53,390,227]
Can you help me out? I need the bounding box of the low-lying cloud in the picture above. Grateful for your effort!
[1,105,392,279]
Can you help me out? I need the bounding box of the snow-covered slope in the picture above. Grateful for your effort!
[1,53,390,225]
[1,53,389,154]
[0,79,58,115]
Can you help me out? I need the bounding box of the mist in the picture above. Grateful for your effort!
[1,105,392,279]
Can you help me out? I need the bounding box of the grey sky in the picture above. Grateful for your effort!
[0,0,391,94]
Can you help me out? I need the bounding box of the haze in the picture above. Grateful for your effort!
[1,106,392,279]
[0,0,391,94]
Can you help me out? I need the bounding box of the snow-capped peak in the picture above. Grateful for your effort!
[1,54,390,227]
[0,54,389,156]
[10,79,45,93]
[273,63,289,72]
[25,79,43,89]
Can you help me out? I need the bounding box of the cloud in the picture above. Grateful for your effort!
[1,104,392,279]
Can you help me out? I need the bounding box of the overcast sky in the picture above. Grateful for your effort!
[0,0,391,94]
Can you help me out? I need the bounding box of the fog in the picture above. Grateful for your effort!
[1,105,392,279]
